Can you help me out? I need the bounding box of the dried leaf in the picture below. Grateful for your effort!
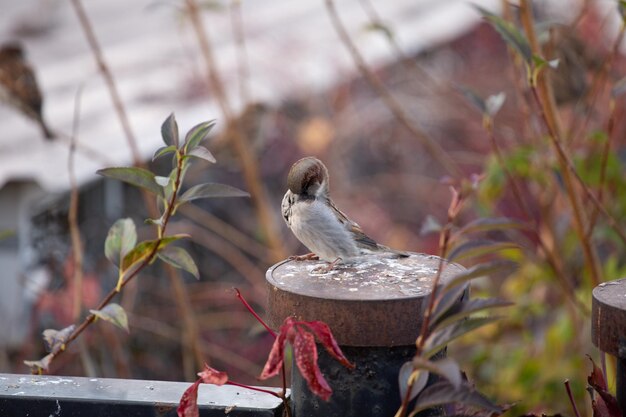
[198,363,228,385]
[587,356,621,417]
[157,246,200,279]
[90,303,129,332]
[293,327,332,401]
[97,167,163,197]
[303,321,354,369]
[24,353,53,374]
[43,325,76,353]
[104,218,137,267]
[184,120,216,151]
[398,361,429,402]
[179,183,250,204]
[162,113,179,147]
[485,92,506,117]
[177,379,201,417]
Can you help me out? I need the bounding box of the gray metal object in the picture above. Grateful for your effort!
[0,373,286,417]
[266,253,464,416]
[592,277,626,414]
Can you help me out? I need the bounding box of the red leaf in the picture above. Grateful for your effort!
[198,363,228,385]
[303,321,354,369]
[260,317,296,379]
[293,326,332,401]
[177,379,201,417]
[587,357,621,417]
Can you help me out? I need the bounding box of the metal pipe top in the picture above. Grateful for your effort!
[265,253,465,347]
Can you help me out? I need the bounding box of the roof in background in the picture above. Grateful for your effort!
[0,0,502,192]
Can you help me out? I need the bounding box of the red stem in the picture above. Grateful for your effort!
[235,288,276,338]
[226,381,281,398]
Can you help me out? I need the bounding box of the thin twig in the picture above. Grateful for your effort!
[325,0,460,177]
[68,86,85,322]
[229,0,250,106]
[520,0,603,286]
[69,0,141,165]
[184,0,287,261]
[564,379,581,417]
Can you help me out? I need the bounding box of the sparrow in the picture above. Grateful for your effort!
[0,42,54,139]
[281,156,408,267]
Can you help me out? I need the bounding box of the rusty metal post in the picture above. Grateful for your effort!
[266,253,465,417]
[592,277,626,413]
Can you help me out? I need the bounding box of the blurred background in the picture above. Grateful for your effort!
[0,0,624,414]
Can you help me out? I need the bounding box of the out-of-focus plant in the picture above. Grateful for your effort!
[442,2,626,414]
[397,178,519,416]
[24,114,250,374]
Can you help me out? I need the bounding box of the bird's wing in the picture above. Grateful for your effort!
[326,197,380,251]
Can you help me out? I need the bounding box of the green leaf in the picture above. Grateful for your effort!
[411,357,462,389]
[398,361,429,402]
[121,234,190,278]
[413,380,502,413]
[90,303,129,332]
[24,353,53,374]
[184,120,216,151]
[179,183,250,204]
[457,86,486,114]
[477,7,532,62]
[447,239,519,262]
[444,260,517,290]
[424,316,501,359]
[105,218,137,267]
[153,145,177,161]
[457,217,526,236]
[157,246,200,279]
[186,146,216,163]
[97,167,163,197]
[433,298,513,331]
[430,283,469,328]
[161,113,179,147]
[43,325,76,353]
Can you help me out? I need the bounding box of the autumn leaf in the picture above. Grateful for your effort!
[259,316,352,402]
[198,363,228,386]
[260,317,295,379]
[177,379,201,417]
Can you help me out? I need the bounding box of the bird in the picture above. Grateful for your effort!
[281,156,408,269]
[0,42,54,139]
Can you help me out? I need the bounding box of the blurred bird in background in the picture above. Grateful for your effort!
[0,42,54,139]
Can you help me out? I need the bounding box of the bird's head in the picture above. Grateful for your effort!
[287,156,329,198]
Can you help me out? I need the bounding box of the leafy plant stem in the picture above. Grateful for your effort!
[184,0,287,262]
[520,0,602,286]
[225,380,281,398]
